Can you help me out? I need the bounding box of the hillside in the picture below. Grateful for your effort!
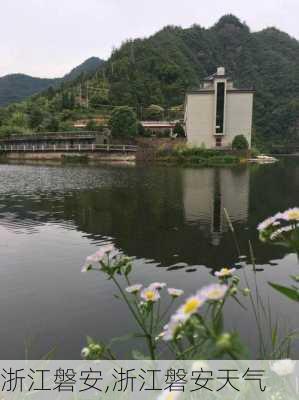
[63,57,105,82]
[1,15,299,143]
[105,15,299,141]
[0,57,104,107]
[0,74,59,107]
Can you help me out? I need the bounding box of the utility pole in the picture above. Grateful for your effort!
[79,84,82,107]
[86,83,89,108]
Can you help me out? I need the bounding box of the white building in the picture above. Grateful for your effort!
[184,67,254,148]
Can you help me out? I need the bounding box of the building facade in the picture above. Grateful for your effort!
[184,67,254,148]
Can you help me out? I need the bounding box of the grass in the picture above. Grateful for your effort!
[156,145,245,166]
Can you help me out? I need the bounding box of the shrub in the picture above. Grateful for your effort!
[86,120,99,131]
[173,122,185,137]
[109,106,137,137]
[144,104,164,121]
[232,134,249,150]
[137,122,145,136]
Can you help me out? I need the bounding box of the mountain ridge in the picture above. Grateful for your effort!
[0,57,105,107]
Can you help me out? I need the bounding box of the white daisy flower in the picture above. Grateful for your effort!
[214,267,236,278]
[161,314,183,341]
[257,217,275,231]
[140,287,160,302]
[125,284,143,294]
[82,244,115,271]
[167,288,184,298]
[198,283,228,301]
[281,207,299,222]
[149,282,167,290]
[176,294,206,320]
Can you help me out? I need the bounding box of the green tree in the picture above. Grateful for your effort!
[137,122,145,136]
[90,93,110,107]
[232,135,249,150]
[39,114,60,132]
[86,120,98,131]
[27,105,44,129]
[109,106,137,137]
[144,104,164,121]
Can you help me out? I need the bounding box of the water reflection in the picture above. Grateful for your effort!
[0,161,297,270]
[0,160,299,358]
[183,168,249,246]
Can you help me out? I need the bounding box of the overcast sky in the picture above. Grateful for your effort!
[1,0,298,78]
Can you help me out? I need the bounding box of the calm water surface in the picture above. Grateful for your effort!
[0,158,298,358]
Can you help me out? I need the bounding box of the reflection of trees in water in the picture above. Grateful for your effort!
[0,161,298,271]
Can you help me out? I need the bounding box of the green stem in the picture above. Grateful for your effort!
[111,276,156,359]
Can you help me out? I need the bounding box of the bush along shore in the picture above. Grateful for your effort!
[156,145,249,167]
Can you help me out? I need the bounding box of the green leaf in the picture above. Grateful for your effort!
[268,282,299,302]
[125,264,132,276]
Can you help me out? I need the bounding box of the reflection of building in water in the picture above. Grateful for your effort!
[183,168,249,245]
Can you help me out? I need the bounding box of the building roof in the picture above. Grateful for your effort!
[186,88,255,95]
[141,121,176,128]
[203,66,233,82]
[186,67,254,95]
[203,73,233,82]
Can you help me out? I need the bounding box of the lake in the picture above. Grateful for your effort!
[0,158,298,359]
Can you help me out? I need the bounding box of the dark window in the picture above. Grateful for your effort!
[216,82,225,134]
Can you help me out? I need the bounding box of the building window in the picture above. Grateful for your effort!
[215,137,222,147]
[215,82,225,134]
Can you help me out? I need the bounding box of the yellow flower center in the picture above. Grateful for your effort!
[287,210,299,220]
[145,290,155,301]
[207,289,222,299]
[221,268,231,275]
[183,297,201,314]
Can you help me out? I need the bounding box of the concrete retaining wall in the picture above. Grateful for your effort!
[1,152,136,162]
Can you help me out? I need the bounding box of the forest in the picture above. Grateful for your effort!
[0,15,299,146]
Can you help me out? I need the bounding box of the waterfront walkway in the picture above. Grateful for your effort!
[0,143,138,153]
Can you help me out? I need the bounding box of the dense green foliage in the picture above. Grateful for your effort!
[232,134,249,150]
[173,122,185,137]
[1,15,299,144]
[157,145,241,166]
[109,106,137,137]
[143,104,165,120]
[0,74,59,108]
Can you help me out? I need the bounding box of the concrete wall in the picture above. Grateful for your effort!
[185,91,253,149]
[225,92,253,147]
[185,93,215,147]
[2,152,135,162]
